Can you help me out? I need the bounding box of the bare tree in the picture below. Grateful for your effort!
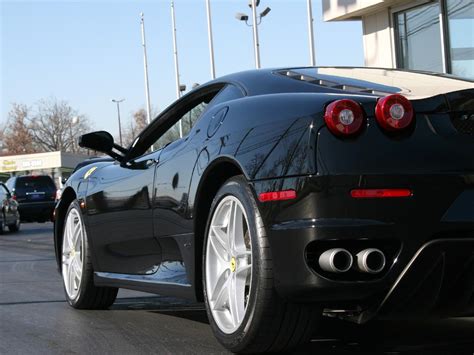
[1,103,37,155]
[121,107,158,147]
[28,98,92,153]
[133,108,148,133]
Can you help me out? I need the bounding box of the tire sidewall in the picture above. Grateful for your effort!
[8,213,20,232]
[62,200,94,307]
[203,176,270,351]
[0,214,5,234]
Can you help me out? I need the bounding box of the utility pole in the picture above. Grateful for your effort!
[235,1,270,69]
[171,0,183,138]
[111,98,125,146]
[250,0,261,69]
[307,0,316,66]
[206,0,216,79]
[140,13,152,126]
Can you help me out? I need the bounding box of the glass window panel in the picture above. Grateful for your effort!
[447,0,474,79]
[153,85,243,151]
[396,3,444,72]
[154,99,209,149]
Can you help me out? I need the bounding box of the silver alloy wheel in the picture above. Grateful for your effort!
[206,195,252,334]
[62,207,84,299]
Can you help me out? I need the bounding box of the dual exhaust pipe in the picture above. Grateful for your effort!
[318,248,386,274]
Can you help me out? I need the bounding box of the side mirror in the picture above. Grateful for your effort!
[78,131,126,161]
[78,131,114,153]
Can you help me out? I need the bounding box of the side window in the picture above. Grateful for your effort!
[153,84,244,151]
[0,184,7,199]
[5,179,14,192]
[208,84,244,107]
[155,101,210,150]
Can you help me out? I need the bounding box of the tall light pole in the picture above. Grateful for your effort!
[140,12,152,126]
[111,98,125,146]
[235,0,271,69]
[307,0,316,66]
[171,0,183,138]
[250,0,260,69]
[206,0,216,79]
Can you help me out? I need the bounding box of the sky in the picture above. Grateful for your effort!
[1,0,364,137]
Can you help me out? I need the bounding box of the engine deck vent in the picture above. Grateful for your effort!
[278,70,391,96]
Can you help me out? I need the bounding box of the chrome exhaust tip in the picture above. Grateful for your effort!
[356,248,386,274]
[318,248,353,273]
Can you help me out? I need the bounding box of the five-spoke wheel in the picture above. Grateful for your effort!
[205,195,252,334]
[203,176,320,353]
[62,207,84,299]
[61,200,118,309]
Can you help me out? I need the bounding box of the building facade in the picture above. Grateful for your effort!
[322,0,474,79]
[0,151,89,187]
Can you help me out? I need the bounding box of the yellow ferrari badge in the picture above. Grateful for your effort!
[84,166,97,179]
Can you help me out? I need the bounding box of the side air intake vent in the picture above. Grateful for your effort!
[451,113,474,136]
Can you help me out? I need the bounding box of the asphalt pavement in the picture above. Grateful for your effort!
[0,223,473,354]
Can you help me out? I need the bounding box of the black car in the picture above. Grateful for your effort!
[71,157,113,174]
[54,67,474,353]
[0,182,20,234]
[7,175,57,223]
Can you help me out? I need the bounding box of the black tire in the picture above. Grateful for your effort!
[203,175,320,353]
[0,214,5,235]
[62,200,118,309]
[8,214,20,232]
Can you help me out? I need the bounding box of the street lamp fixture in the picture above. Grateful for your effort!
[235,12,249,21]
[111,98,125,146]
[248,0,260,7]
[260,7,271,18]
[235,0,271,69]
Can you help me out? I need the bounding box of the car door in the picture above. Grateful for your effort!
[0,183,16,224]
[85,152,160,275]
[150,84,244,284]
[0,184,8,223]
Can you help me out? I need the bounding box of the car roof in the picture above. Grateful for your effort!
[215,66,474,99]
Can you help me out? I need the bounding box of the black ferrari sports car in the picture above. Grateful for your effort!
[54,67,474,353]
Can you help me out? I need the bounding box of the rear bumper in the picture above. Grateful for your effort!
[252,174,474,319]
[374,238,474,321]
[18,201,55,221]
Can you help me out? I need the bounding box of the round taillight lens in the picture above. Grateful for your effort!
[375,94,413,131]
[324,99,365,137]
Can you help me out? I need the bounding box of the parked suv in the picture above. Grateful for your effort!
[0,182,20,233]
[6,175,56,223]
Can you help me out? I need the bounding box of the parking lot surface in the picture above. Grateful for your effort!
[1,223,473,354]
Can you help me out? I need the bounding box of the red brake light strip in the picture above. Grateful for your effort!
[258,190,297,202]
[351,189,413,199]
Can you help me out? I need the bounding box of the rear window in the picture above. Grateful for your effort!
[16,176,56,192]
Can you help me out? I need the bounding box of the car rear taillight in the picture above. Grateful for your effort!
[11,194,16,200]
[324,99,365,137]
[375,94,414,132]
